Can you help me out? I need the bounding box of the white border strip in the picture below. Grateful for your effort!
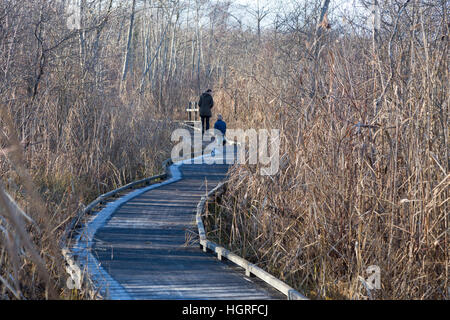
[71,152,219,299]
[71,164,182,299]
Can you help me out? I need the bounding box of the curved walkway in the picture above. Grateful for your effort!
[72,147,284,299]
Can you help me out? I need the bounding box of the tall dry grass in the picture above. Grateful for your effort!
[0,98,175,299]
[205,2,448,300]
[0,1,177,299]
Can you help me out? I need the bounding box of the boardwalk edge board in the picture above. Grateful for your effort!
[61,159,175,299]
[71,162,185,299]
[196,183,309,301]
[61,151,212,299]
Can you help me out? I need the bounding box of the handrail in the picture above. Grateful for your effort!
[196,183,308,300]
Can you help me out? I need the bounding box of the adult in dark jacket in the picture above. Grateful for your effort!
[198,89,214,135]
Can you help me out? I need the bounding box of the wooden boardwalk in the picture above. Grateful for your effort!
[72,145,284,300]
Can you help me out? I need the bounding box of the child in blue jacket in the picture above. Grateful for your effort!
[214,114,226,146]
[211,115,226,157]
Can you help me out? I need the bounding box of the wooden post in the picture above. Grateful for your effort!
[188,102,191,121]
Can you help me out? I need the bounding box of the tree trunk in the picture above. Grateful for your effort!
[372,0,381,116]
[121,0,137,82]
[308,0,331,118]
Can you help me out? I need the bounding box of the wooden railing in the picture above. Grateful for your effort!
[196,182,309,300]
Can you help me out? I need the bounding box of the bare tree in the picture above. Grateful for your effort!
[244,0,271,41]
